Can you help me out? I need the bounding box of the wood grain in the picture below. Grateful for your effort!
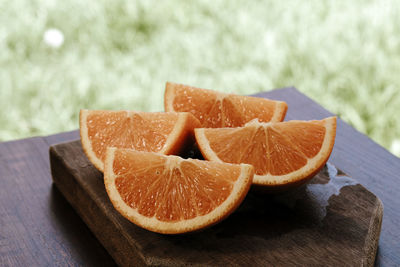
[1,87,399,266]
[50,140,383,266]
[0,135,115,266]
[254,88,400,266]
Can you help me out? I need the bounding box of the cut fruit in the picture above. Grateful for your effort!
[164,82,288,128]
[195,117,337,189]
[80,110,201,172]
[104,148,254,234]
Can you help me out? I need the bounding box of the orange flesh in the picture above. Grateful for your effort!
[223,95,275,126]
[86,111,177,161]
[169,84,283,127]
[272,121,325,158]
[113,150,239,222]
[204,122,325,176]
[171,86,221,127]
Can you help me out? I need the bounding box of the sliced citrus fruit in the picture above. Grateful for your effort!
[195,117,337,189]
[80,110,201,172]
[164,82,288,128]
[104,148,254,234]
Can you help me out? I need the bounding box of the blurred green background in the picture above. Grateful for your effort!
[1,0,399,157]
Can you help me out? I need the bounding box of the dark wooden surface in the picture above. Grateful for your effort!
[50,139,383,266]
[254,88,400,266]
[0,132,116,267]
[0,87,399,266]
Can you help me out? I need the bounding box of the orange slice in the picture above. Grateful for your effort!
[80,110,201,172]
[195,117,337,189]
[104,148,254,234]
[164,82,288,128]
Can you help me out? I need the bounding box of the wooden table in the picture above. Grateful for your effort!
[1,87,399,266]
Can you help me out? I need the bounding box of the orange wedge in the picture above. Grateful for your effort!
[104,148,254,234]
[80,110,201,172]
[164,82,288,128]
[195,117,337,189]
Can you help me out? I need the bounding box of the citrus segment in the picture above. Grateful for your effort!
[164,82,288,128]
[195,117,337,189]
[104,148,254,234]
[80,110,201,172]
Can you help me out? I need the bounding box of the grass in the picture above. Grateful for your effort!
[1,0,399,157]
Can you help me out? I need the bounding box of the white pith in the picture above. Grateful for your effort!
[80,109,192,172]
[270,102,287,122]
[164,82,287,126]
[80,109,105,172]
[104,148,253,234]
[195,117,337,186]
[159,113,187,154]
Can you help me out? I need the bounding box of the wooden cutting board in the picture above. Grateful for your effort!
[50,140,382,266]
